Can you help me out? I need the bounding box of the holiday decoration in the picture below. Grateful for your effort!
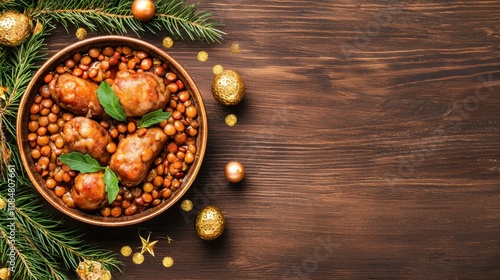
[163,36,174,48]
[0,268,10,280]
[230,43,240,54]
[195,205,226,240]
[213,64,224,75]
[131,0,156,22]
[139,230,159,257]
[225,114,237,127]
[181,199,194,212]
[75,27,87,40]
[120,246,132,257]
[197,50,208,62]
[211,70,245,106]
[132,253,145,265]
[162,257,174,268]
[224,161,245,183]
[0,0,224,278]
[76,260,112,280]
[0,10,32,47]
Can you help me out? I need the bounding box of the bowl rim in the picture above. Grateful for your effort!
[16,35,207,226]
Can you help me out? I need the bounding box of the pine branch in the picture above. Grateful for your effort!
[0,186,122,279]
[0,19,51,175]
[30,0,225,43]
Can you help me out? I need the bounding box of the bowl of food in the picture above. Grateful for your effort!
[17,35,207,226]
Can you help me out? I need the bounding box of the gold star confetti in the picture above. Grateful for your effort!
[132,252,145,265]
[212,64,224,75]
[230,43,241,54]
[162,256,174,268]
[181,199,193,212]
[197,51,208,62]
[225,114,237,126]
[120,245,132,257]
[162,36,173,48]
[167,236,174,244]
[75,27,87,40]
[140,231,158,257]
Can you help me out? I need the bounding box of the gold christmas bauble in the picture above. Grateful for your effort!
[211,70,245,106]
[195,205,225,240]
[0,268,10,280]
[0,11,33,47]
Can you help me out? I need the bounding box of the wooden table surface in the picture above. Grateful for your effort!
[38,1,500,279]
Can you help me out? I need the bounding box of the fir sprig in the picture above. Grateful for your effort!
[30,0,225,43]
[0,17,51,175]
[0,189,121,279]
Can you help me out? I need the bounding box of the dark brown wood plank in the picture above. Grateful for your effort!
[29,0,500,279]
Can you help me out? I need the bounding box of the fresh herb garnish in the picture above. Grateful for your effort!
[59,152,119,203]
[104,166,119,204]
[138,109,172,128]
[96,82,127,122]
[59,152,103,173]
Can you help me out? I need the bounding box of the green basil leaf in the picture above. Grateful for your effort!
[96,82,127,122]
[59,152,102,173]
[104,167,119,204]
[137,109,172,128]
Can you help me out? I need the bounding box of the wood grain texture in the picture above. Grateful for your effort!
[34,0,500,279]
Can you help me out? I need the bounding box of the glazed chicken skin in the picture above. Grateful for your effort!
[109,127,168,187]
[49,73,105,118]
[61,116,112,165]
[71,171,107,211]
[111,70,169,117]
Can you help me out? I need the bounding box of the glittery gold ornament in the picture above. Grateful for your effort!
[195,205,225,241]
[0,268,10,280]
[132,252,145,264]
[213,64,224,75]
[75,260,112,280]
[162,36,173,48]
[75,28,87,40]
[181,199,193,212]
[230,43,240,54]
[162,256,174,268]
[225,114,237,126]
[0,11,33,47]
[120,245,132,257]
[211,70,245,106]
[0,198,6,210]
[197,51,208,62]
[139,232,158,257]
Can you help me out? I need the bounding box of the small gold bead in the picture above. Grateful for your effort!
[162,37,173,48]
[181,199,193,212]
[197,51,208,62]
[120,245,132,257]
[75,28,87,40]
[162,256,174,268]
[230,43,241,54]
[132,252,145,264]
[0,198,6,210]
[225,114,237,127]
[213,64,224,75]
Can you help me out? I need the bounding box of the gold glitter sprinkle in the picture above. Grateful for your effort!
[225,114,237,126]
[162,256,174,268]
[162,36,174,48]
[181,199,193,212]
[75,28,87,40]
[197,51,208,62]
[120,246,132,257]
[213,64,224,75]
[230,43,241,54]
[132,252,145,265]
